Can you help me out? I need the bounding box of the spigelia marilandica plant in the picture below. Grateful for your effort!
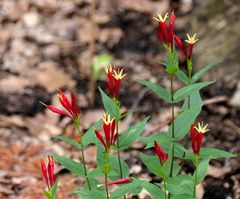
[40,11,235,199]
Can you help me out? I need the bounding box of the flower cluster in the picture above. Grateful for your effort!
[43,89,80,121]
[41,156,57,190]
[154,140,168,165]
[154,12,176,51]
[95,113,118,151]
[190,122,209,155]
[174,33,198,60]
[105,65,126,99]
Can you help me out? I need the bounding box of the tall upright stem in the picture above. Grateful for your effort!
[76,126,91,190]
[115,100,126,199]
[193,156,199,198]
[169,74,175,177]
[105,173,110,199]
[164,180,167,199]
[168,74,175,199]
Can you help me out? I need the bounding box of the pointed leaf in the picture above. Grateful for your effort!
[191,60,220,83]
[194,159,209,184]
[138,80,172,103]
[53,155,85,177]
[118,117,149,150]
[173,81,214,103]
[176,70,190,85]
[52,136,82,149]
[199,147,235,159]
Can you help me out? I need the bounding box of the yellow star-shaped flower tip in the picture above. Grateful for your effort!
[105,65,113,74]
[194,122,209,134]
[112,69,126,80]
[153,12,168,22]
[185,33,199,44]
[102,113,114,125]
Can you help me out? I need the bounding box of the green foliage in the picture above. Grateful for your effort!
[52,136,82,149]
[138,80,172,103]
[199,147,235,159]
[191,60,220,83]
[109,155,129,179]
[99,87,120,118]
[53,155,85,177]
[176,69,191,85]
[173,81,214,103]
[93,54,114,80]
[194,159,209,184]
[117,117,149,150]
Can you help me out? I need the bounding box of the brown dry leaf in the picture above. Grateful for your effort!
[0,75,32,92]
[34,61,76,92]
[99,28,124,45]
[0,147,14,169]
[0,115,25,128]
[206,165,231,178]
[120,0,154,13]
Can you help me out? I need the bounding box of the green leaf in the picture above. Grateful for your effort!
[82,119,102,147]
[43,190,53,199]
[169,106,202,140]
[140,153,166,179]
[165,66,179,74]
[176,70,190,85]
[99,87,118,118]
[166,181,193,196]
[109,155,129,178]
[144,133,172,149]
[171,194,195,199]
[194,159,209,184]
[138,80,172,103]
[118,117,149,150]
[73,189,106,199]
[51,177,59,198]
[110,179,142,199]
[199,147,235,159]
[53,155,85,177]
[52,136,82,149]
[191,60,220,83]
[93,53,114,80]
[181,91,202,111]
[139,181,165,199]
[173,81,214,103]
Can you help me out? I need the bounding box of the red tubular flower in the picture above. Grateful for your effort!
[95,113,118,151]
[154,140,168,165]
[98,178,132,187]
[42,89,80,121]
[174,33,198,60]
[41,156,57,190]
[105,65,126,99]
[190,122,209,155]
[154,12,176,50]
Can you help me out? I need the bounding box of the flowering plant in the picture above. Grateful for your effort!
[40,11,235,199]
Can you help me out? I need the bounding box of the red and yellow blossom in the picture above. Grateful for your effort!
[154,140,168,165]
[190,122,209,155]
[154,12,176,50]
[42,89,80,121]
[95,113,118,151]
[41,156,57,190]
[174,33,199,60]
[105,65,126,99]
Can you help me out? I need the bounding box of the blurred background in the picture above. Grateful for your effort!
[0,0,239,198]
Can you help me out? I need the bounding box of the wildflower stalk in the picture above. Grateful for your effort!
[105,173,110,199]
[75,124,92,190]
[114,99,126,199]
[163,180,167,199]
[169,74,175,178]
[193,155,199,197]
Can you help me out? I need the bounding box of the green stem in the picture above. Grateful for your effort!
[164,180,167,199]
[114,99,126,199]
[105,173,110,199]
[168,74,175,199]
[193,156,199,198]
[75,125,92,190]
